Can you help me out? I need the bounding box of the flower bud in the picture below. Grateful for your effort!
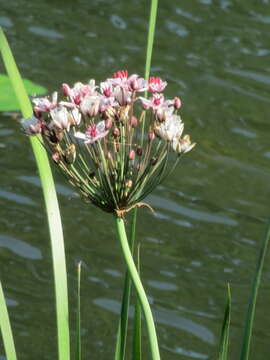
[62,83,71,96]
[130,115,138,128]
[52,152,61,163]
[64,144,76,164]
[129,150,135,161]
[136,146,143,156]
[148,131,155,141]
[113,127,120,137]
[174,97,181,110]
[106,151,112,159]
[105,118,113,130]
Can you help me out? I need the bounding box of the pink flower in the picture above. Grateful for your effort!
[74,121,109,144]
[148,77,167,92]
[139,93,165,110]
[33,92,58,115]
[113,70,128,79]
[99,96,118,112]
[100,81,114,97]
[63,80,97,105]
[107,70,129,89]
[20,116,42,136]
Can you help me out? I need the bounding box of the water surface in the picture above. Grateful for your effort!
[1,1,270,359]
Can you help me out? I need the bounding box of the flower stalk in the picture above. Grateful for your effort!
[115,215,160,360]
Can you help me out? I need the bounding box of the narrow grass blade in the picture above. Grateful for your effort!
[76,262,82,360]
[115,208,138,360]
[240,220,270,360]
[141,0,159,144]
[144,0,159,82]
[0,281,17,360]
[218,284,231,360]
[132,243,142,360]
[0,27,70,360]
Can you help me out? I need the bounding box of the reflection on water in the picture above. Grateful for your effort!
[1,0,270,359]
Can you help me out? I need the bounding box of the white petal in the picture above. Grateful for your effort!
[74,131,87,140]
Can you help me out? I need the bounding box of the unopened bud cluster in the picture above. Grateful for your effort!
[21,70,195,213]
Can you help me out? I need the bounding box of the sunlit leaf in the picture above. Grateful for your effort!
[0,73,47,112]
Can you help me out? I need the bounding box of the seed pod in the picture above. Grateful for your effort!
[64,144,76,164]
[136,146,143,156]
[150,157,158,166]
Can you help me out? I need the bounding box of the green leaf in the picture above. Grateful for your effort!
[218,284,231,360]
[240,220,270,360]
[76,262,82,360]
[0,73,47,112]
[0,27,70,360]
[0,281,17,360]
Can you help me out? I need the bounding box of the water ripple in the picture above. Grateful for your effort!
[28,26,64,39]
[94,298,215,344]
[0,189,36,206]
[0,234,42,259]
[149,195,238,226]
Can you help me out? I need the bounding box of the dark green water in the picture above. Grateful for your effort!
[1,0,270,359]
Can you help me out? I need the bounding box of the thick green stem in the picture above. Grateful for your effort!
[115,216,160,360]
[115,208,138,360]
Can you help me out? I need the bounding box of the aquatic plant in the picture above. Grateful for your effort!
[20,71,194,360]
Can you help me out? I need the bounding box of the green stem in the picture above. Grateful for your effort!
[115,208,138,360]
[115,216,160,360]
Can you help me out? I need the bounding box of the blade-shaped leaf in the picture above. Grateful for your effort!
[0,27,70,360]
[240,220,270,360]
[0,281,17,360]
[218,284,231,360]
[76,262,82,360]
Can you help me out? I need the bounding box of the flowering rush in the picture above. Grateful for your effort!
[21,71,195,214]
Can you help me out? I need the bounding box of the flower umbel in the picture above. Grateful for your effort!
[22,71,195,214]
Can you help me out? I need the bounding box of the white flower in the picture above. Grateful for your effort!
[69,108,81,126]
[50,106,70,130]
[172,135,196,154]
[155,114,184,141]
[80,95,100,117]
